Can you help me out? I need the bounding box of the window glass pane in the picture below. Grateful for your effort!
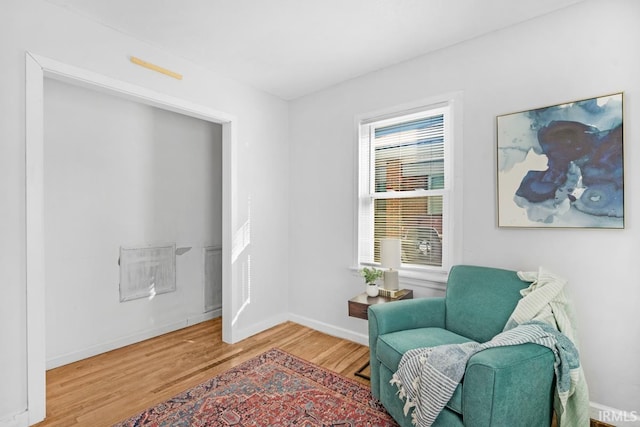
[359,102,452,272]
[373,196,443,267]
[374,115,445,193]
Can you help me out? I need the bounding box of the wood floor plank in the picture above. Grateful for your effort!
[34,319,370,427]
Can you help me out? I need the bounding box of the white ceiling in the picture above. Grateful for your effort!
[46,0,585,100]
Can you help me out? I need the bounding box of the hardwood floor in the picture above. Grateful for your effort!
[35,318,370,427]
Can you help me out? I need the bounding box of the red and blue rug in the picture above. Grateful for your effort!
[113,348,397,426]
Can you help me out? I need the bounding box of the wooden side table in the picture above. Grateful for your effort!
[348,289,413,379]
[348,289,413,320]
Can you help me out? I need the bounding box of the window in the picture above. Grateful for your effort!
[358,99,457,279]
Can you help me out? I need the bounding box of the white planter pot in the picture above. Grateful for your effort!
[366,283,379,297]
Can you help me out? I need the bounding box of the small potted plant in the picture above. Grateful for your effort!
[360,267,383,297]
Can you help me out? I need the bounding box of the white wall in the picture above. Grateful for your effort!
[1,0,289,424]
[43,78,222,368]
[289,0,639,417]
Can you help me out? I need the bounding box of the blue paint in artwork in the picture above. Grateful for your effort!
[516,120,623,218]
[502,95,623,226]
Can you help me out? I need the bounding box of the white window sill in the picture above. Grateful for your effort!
[350,265,448,292]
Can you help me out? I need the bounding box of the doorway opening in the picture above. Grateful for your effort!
[25,52,237,425]
[43,77,224,368]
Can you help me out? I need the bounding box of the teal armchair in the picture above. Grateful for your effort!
[368,265,555,426]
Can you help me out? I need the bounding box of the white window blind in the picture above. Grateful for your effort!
[359,105,450,270]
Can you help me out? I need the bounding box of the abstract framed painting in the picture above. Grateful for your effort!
[497,93,624,228]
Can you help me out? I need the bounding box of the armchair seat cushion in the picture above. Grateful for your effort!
[377,327,474,372]
[377,327,474,415]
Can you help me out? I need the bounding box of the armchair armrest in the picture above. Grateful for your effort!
[368,297,445,399]
[368,297,446,339]
[463,343,555,427]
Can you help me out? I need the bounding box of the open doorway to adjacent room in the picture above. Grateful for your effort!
[25,53,237,425]
[43,77,223,369]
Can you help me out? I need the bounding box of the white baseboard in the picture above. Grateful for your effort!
[191,308,222,325]
[46,311,220,369]
[232,313,289,343]
[590,402,640,426]
[0,410,28,427]
[288,313,369,346]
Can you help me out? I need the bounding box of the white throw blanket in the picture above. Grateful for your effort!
[390,267,589,427]
[508,267,590,427]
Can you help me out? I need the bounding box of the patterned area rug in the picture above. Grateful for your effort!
[113,348,398,426]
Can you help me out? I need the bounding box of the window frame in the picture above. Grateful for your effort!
[355,93,462,287]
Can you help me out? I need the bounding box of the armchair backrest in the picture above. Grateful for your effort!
[445,265,528,343]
